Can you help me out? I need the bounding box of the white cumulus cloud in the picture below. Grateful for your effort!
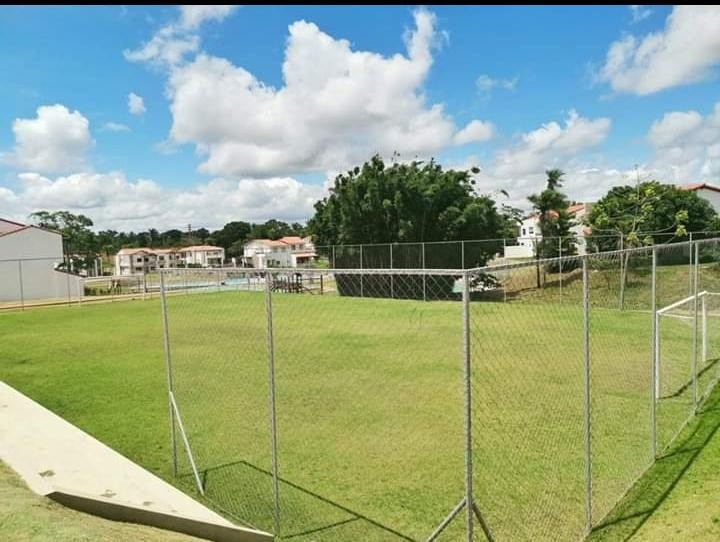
[166,8,493,177]
[4,170,324,231]
[476,74,518,94]
[598,6,720,95]
[180,5,238,30]
[124,5,238,68]
[4,104,92,174]
[101,122,131,133]
[467,110,612,208]
[629,5,653,24]
[645,103,720,183]
[453,120,494,145]
[128,93,146,115]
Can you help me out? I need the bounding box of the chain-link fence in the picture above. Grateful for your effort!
[312,231,720,272]
[0,257,83,310]
[159,238,720,541]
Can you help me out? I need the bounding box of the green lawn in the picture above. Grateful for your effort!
[0,268,718,541]
[0,461,201,542]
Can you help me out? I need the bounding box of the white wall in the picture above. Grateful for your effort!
[0,227,82,302]
[696,189,720,213]
[0,227,63,260]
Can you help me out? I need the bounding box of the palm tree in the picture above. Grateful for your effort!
[545,169,565,190]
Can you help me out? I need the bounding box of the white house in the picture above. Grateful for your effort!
[180,245,225,267]
[504,203,593,259]
[243,236,316,268]
[114,245,224,276]
[682,183,720,213]
[0,218,82,302]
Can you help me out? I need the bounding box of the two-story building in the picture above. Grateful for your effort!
[180,245,225,267]
[0,217,83,301]
[114,245,224,275]
[243,236,316,268]
[505,203,593,259]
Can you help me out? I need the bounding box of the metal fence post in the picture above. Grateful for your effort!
[332,245,336,269]
[689,233,694,296]
[422,243,427,302]
[18,260,25,311]
[461,270,474,541]
[693,242,699,411]
[582,258,592,533]
[360,245,364,298]
[66,268,71,306]
[390,243,394,299]
[559,238,563,300]
[651,248,658,458]
[159,271,178,476]
[264,272,281,537]
[461,240,466,270]
[702,293,708,363]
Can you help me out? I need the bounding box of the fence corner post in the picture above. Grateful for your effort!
[264,271,281,537]
[159,270,178,476]
[651,247,658,459]
[582,257,592,533]
[461,270,474,541]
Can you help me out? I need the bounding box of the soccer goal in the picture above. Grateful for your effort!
[654,291,720,401]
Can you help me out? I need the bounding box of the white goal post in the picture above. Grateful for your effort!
[654,291,713,401]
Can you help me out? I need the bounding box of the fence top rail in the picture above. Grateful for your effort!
[466,236,720,274]
[159,266,465,277]
[313,230,720,251]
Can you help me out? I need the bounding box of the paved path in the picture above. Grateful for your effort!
[0,381,270,541]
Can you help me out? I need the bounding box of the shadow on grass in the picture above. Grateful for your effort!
[588,386,720,542]
[180,459,417,541]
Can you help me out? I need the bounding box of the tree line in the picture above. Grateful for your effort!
[28,154,720,274]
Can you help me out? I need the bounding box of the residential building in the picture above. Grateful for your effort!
[682,183,720,213]
[243,236,316,268]
[504,203,593,259]
[0,218,82,301]
[180,245,225,267]
[113,245,224,275]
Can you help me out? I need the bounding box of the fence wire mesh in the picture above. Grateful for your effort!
[0,257,83,310]
[158,238,720,542]
[468,257,586,542]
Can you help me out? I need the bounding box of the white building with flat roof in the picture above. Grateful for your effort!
[0,218,82,301]
[243,236,316,268]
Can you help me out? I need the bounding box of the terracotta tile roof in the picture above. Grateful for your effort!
[182,245,223,251]
[117,248,152,255]
[681,183,720,193]
[0,218,26,234]
[278,236,305,245]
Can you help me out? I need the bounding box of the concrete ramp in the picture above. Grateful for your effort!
[0,381,272,542]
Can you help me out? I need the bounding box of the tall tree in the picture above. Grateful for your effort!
[29,211,98,272]
[527,170,576,286]
[587,180,717,250]
[309,155,513,256]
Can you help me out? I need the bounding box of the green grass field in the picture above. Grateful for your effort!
[0,461,202,542]
[1,262,718,541]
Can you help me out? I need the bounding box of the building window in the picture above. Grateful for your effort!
[522,228,526,236]
[528,227,534,235]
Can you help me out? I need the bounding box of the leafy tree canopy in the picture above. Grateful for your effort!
[587,181,718,248]
[308,155,515,246]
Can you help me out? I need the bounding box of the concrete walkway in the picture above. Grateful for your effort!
[0,381,271,542]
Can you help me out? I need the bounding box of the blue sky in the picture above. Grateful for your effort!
[1,5,719,230]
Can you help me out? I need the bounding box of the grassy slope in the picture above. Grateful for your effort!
[0,461,199,542]
[589,386,720,541]
[0,264,717,541]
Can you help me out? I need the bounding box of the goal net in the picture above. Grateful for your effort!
[655,291,720,402]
